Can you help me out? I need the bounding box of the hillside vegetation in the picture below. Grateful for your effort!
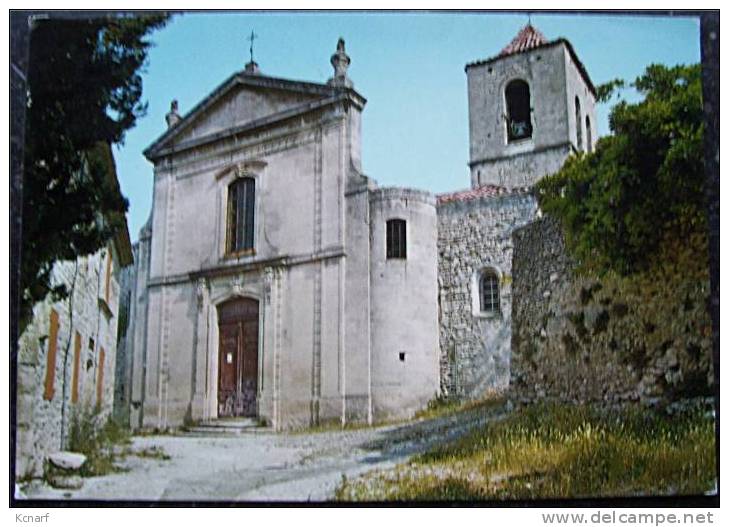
[336,403,715,501]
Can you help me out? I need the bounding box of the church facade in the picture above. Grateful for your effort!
[120,25,597,430]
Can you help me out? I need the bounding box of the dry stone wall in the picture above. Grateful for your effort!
[16,248,122,479]
[113,243,138,426]
[437,191,538,399]
[511,217,714,406]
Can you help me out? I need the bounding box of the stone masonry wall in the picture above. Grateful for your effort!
[113,242,137,426]
[437,191,538,399]
[16,248,122,479]
[511,217,714,405]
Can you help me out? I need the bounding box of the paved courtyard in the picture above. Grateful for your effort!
[19,403,505,502]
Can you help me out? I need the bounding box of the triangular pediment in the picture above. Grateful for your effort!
[145,72,350,159]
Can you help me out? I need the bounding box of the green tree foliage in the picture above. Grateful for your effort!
[21,15,168,330]
[536,64,705,275]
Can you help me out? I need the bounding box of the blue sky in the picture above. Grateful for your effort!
[115,12,701,238]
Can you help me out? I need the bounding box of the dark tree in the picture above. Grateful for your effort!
[20,14,168,331]
[536,63,705,276]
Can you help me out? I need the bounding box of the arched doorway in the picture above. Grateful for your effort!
[217,297,259,417]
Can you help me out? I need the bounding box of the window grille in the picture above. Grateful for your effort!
[480,271,500,313]
[386,219,407,259]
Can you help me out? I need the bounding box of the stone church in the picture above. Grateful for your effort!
[117,24,597,430]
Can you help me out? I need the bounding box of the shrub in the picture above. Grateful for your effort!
[536,64,705,276]
[67,407,131,476]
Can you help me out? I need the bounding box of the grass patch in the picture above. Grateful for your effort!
[66,409,133,477]
[292,418,389,435]
[335,403,716,501]
[295,396,504,435]
[130,445,171,460]
[414,394,505,422]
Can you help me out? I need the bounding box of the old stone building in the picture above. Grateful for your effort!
[120,24,598,430]
[123,39,440,431]
[436,24,597,399]
[16,143,133,479]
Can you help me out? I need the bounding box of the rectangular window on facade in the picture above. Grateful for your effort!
[386,219,407,259]
[227,177,255,254]
[96,347,106,409]
[480,272,500,313]
[71,331,82,404]
[43,309,60,401]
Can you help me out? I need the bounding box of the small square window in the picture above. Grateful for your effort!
[399,352,406,362]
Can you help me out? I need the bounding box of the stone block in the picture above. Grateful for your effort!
[48,451,87,471]
[47,474,84,490]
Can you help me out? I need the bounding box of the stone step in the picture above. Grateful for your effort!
[196,417,260,429]
[181,427,271,436]
[181,418,271,436]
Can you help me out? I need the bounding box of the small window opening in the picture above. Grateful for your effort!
[586,116,593,153]
[575,97,583,151]
[399,352,406,362]
[386,219,407,259]
[480,270,500,314]
[505,79,533,142]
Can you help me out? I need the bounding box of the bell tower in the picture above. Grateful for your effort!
[466,24,598,189]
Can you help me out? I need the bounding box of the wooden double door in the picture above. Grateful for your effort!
[217,298,259,418]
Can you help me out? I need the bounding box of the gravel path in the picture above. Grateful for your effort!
[19,402,506,502]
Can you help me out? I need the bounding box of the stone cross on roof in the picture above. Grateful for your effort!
[244,30,260,74]
[247,30,258,63]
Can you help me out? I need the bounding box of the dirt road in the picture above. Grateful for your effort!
[19,402,505,502]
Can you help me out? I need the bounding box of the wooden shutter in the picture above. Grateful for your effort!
[235,182,244,251]
[243,178,255,250]
[96,348,106,408]
[227,182,239,253]
[43,309,60,401]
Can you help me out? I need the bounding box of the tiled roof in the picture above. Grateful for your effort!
[436,185,520,205]
[499,24,549,57]
[464,27,596,97]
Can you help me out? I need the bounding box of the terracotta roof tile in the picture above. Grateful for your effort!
[499,24,549,57]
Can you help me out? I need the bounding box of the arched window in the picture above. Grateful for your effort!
[585,116,593,153]
[480,270,500,314]
[505,79,533,142]
[227,177,255,254]
[575,97,583,151]
[386,219,407,259]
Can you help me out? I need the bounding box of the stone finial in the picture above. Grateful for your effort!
[244,60,260,75]
[328,37,352,88]
[165,99,181,129]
